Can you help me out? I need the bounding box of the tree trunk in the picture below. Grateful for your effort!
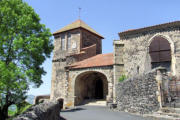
[0,94,10,120]
[0,108,8,120]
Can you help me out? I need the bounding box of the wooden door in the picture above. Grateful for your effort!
[149,36,171,69]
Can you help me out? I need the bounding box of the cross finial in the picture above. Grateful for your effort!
[78,7,81,19]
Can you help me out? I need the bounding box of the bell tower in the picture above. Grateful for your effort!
[50,19,104,100]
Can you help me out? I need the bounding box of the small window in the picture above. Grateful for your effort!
[67,34,71,50]
[61,34,65,50]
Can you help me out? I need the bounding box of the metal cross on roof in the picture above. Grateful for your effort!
[78,7,82,19]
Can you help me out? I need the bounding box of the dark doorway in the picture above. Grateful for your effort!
[95,79,104,99]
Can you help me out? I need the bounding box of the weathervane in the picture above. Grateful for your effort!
[78,7,81,19]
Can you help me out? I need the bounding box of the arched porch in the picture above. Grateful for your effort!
[74,71,108,105]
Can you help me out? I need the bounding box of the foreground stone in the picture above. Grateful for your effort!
[14,99,63,120]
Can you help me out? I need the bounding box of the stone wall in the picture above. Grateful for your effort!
[114,27,180,78]
[51,29,81,100]
[14,99,63,120]
[81,29,102,54]
[116,69,161,114]
[53,29,81,54]
[71,44,97,62]
[34,95,50,104]
[113,42,125,101]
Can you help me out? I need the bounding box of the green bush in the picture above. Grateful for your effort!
[8,105,17,117]
[118,75,127,82]
[8,101,32,119]
[8,109,17,117]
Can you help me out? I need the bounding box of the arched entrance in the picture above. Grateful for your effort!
[149,36,171,71]
[74,71,108,105]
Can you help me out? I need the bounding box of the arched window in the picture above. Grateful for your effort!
[149,36,171,71]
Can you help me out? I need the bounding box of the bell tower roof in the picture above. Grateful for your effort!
[53,19,104,39]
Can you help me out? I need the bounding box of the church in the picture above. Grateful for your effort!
[50,20,180,108]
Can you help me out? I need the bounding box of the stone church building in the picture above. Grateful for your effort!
[50,20,180,108]
[50,20,114,107]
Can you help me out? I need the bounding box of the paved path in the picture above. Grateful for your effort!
[61,105,153,120]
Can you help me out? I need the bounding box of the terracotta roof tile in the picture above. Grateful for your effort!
[69,53,113,69]
[53,19,104,38]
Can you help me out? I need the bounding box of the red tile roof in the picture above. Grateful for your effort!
[69,53,113,69]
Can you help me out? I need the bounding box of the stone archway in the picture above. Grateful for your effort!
[74,71,108,105]
[149,36,172,71]
[148,34,176,75]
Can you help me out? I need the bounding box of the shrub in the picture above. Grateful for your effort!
[118,75,127,82]
[8,101,32,119]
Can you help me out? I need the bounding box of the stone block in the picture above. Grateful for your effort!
[14,99,63,120]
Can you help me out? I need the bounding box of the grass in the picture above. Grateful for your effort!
[18,104,32,114]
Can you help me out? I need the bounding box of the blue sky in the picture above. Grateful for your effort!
[26,0,180,96]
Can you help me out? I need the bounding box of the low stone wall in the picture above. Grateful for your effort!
[34,95,50,104]
[14,99,63,120]
[116,69,161,114]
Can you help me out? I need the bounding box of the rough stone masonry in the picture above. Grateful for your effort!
[116,68,161,114]
[113,21,180,101]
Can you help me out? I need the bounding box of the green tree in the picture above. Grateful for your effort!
[0,0,53,119]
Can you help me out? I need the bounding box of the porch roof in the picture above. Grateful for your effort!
[69,53,113,69]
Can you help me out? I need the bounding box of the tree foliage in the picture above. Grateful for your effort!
[0,0,53,119]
